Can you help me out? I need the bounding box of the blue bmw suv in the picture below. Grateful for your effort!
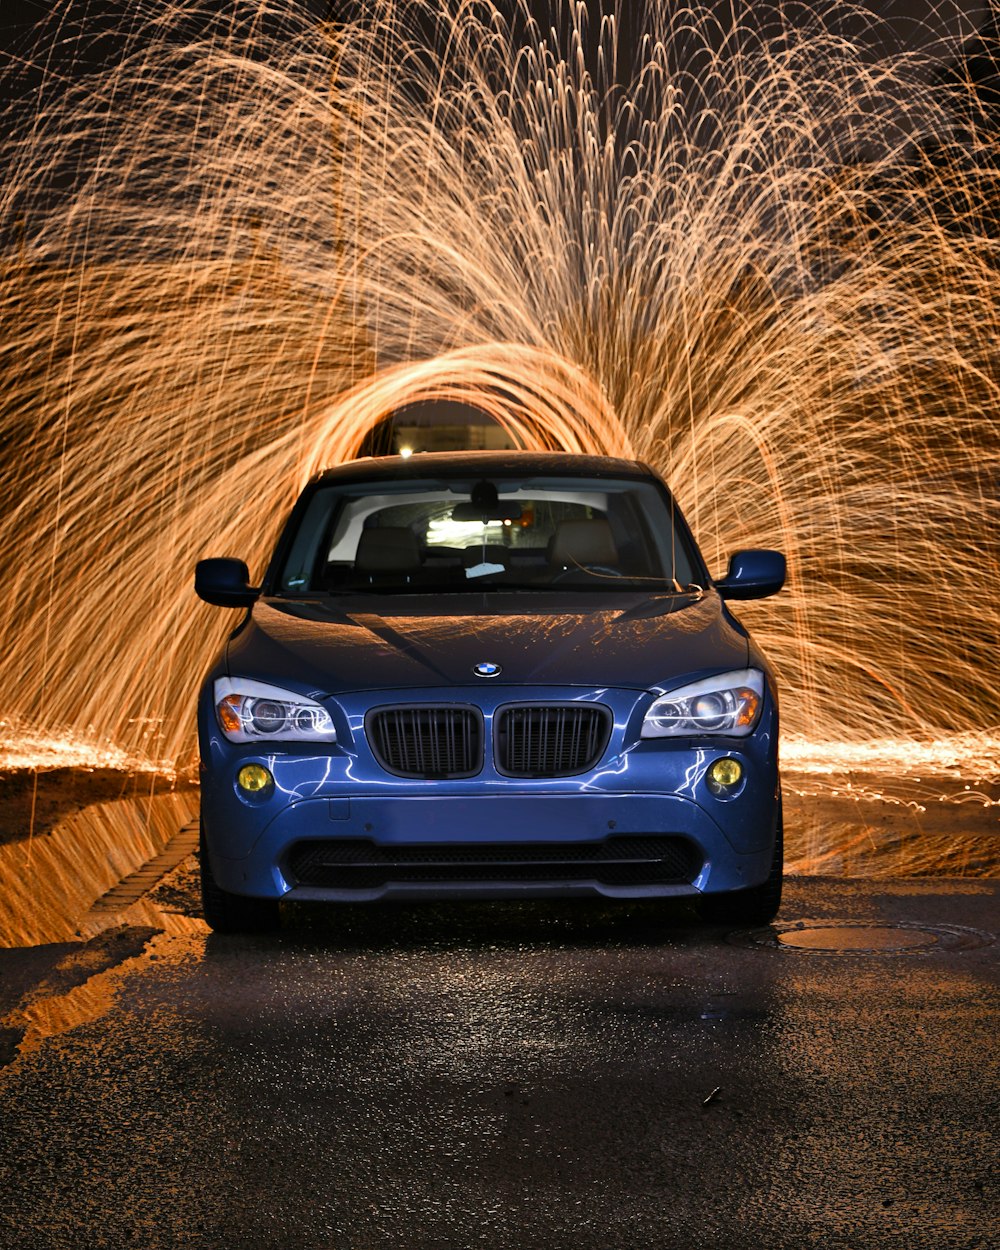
[195,451,785,932]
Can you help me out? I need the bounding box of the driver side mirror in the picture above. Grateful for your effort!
[715,550,785,600]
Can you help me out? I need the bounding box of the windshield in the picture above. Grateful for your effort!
[274,472,701,595]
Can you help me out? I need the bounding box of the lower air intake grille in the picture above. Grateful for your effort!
[495,704,611,777]
[287,836,701,890]
[367,706,482,778]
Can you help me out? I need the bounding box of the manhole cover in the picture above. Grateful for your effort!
[728,921,993,955]
[778,925,939,952]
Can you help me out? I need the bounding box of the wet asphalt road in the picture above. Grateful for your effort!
[0,877,997,1250]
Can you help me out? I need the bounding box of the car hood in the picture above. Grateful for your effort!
[224,591,750,695]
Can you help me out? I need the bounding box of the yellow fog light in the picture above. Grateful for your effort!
[707,757,743,792]
[237,763,273,793]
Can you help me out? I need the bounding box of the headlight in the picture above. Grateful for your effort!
[640,669,765,738]
[213,677,337,744]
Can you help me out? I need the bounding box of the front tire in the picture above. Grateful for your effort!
[199,824,280,934]
[697,800,783,926]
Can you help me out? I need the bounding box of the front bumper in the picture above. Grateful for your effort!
[209,790,777,902]
[199,683,780,903]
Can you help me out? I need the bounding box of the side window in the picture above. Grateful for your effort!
[279,491,338,591]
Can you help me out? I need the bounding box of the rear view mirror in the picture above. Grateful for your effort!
[451,501,523,522]
[451,479,524,523]
[195,558,259,608]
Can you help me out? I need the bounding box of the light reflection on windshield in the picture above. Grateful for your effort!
[277,473,700,595]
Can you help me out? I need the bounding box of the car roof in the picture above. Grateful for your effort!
[312,449,657,486]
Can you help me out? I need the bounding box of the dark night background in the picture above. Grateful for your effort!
[0,3,995,80]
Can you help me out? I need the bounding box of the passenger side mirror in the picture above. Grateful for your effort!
[195,558,259,608]
[715,550,785,600]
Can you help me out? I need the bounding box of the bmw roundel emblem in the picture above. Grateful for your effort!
[473,661,502,678]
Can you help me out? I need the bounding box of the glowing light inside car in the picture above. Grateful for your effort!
[426,517,506,543]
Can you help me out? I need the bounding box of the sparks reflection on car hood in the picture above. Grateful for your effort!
[224,590,751,694]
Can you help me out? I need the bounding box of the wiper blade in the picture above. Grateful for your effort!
[614,588,704,622]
